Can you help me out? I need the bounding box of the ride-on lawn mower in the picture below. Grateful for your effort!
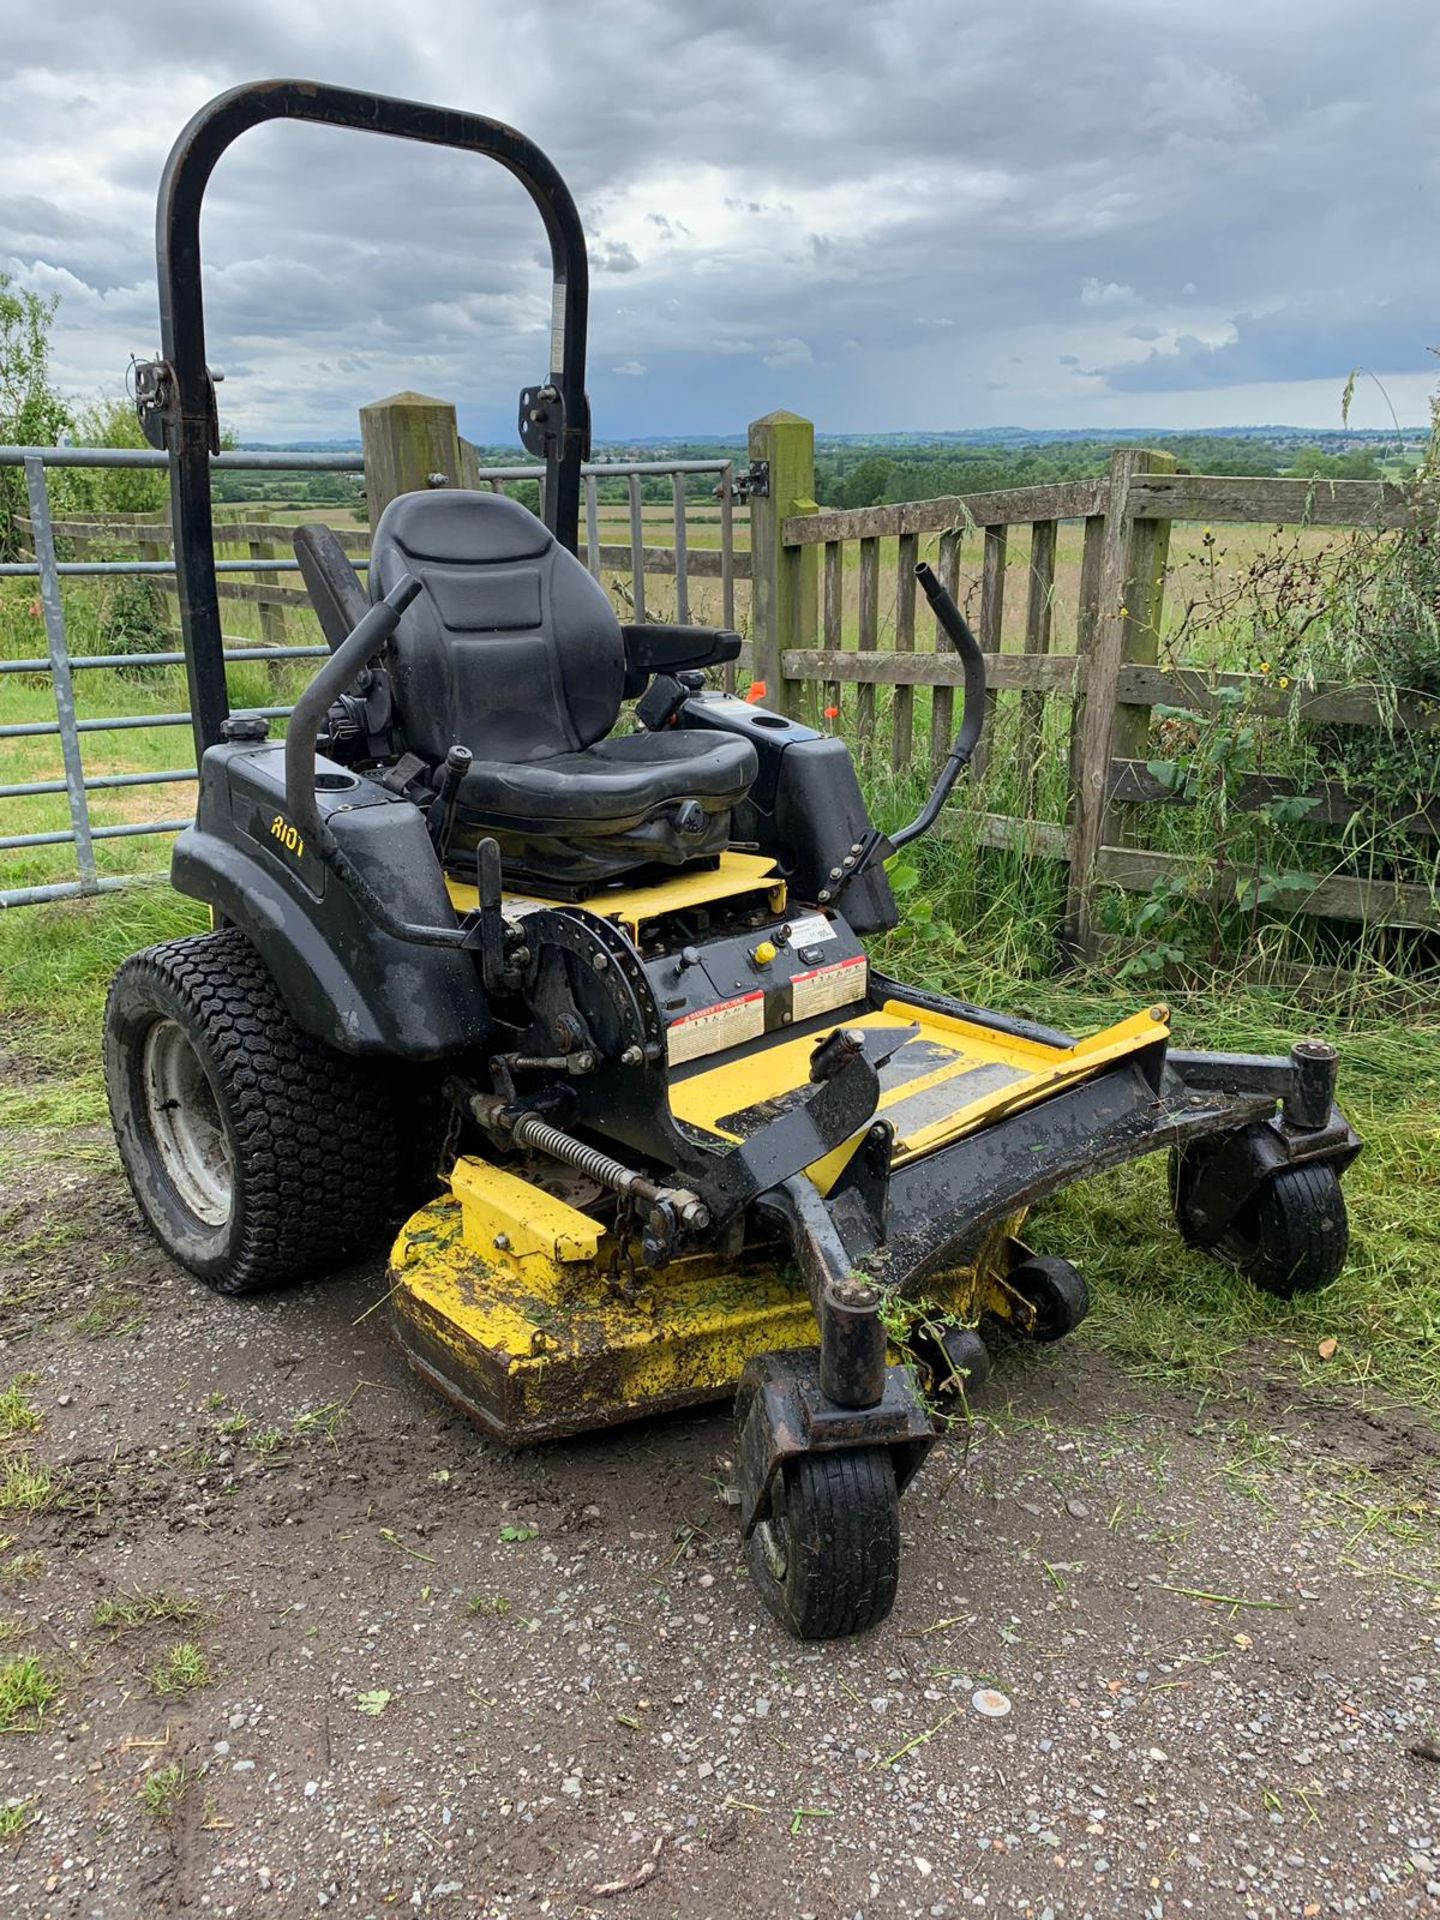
[105,82,1361,1639]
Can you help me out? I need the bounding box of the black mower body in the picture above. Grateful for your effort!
[170,686,900,1059]
[172,741,489,1057]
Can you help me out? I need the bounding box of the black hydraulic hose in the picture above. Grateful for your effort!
[887,563,989,852]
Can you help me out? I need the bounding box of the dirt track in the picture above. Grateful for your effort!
[3,1112,1440,1920]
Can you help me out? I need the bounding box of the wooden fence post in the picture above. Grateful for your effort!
[359,391,466,532]
[246,506,289,679]
[1018,516,1058,815]
[1063,447,1176,955]
[970,524,1008,784]
[748,411,817,715]
[137,514,174,641]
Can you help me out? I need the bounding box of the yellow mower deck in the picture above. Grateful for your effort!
[667,1002,1168,1176]
[390,861,1169,1443]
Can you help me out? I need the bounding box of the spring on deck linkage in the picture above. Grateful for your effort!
[455,1087,712,1237]
[508,1112,646,1192]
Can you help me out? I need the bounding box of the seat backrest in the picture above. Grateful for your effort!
[368,490,625,766]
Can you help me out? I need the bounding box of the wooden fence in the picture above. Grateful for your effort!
[13,392,1436,956]
[747,414,1437,955]
[18,505,748,629]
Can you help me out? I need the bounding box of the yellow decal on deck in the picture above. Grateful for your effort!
[269,814,305,858]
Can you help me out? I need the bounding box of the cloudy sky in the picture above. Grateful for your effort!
[2,1,1436,444]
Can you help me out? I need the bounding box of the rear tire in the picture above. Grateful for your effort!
[105,928,404,1294]
[1171,1149,1348,1299]
[746,1447,900,1639]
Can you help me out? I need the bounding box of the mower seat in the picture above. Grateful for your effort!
[366,490,757,889]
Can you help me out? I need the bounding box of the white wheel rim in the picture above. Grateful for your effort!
[141,1019,234,1228]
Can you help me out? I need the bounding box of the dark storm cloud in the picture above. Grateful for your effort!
[1,0,1436,438]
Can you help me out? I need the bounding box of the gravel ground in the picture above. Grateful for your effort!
[2,1120,1439,1919]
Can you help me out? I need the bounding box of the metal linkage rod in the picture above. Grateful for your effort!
[461,1091,710,1232]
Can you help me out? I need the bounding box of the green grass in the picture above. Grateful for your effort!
[0,1459,56,1516]
[139,1761,190,1818]
[71,1289,146,1338]
[0,1379,41,1438]
[465,1593,511,1617]
[151,1641,212,1696]
[0,1799,35,1839]
[93,1589,202,1632]
[0,886,204,1132]
[0,1655,57,1732]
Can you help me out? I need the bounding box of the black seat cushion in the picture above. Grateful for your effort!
[452,731,756,889]
[459,729,755,826]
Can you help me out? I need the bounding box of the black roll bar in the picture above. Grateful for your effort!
[152,79,591,757]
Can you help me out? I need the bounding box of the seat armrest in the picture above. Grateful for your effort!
[621,623,742,677]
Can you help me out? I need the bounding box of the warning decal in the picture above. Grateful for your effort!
[666,991,766,1065]
[792,954,868,1022]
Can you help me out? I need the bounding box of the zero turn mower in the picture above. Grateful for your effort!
[105,82,1361,1638]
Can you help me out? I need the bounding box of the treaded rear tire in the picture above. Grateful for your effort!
[1171,1151,1349,1299]
[746,1446,900,1639]
[105,927,403,1294]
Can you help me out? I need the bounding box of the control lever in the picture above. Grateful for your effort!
[819,562,988,905]
[473,836,517,996]
[636,668,706,731]
[285,573,422,856]
[428,744,473,861]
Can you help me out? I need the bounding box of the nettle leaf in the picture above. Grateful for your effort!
[354,1689,391,1717]
[1260,795,1321,827]
[1145,759,1188,794]
[1119,950,1164,980]
[887,860,921,896]
[1135,900,1169,932]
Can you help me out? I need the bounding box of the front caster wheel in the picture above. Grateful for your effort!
[932,1325,991,1395]
[1170,1150,1348,1298]
[746,1447,900,1639]
[1007,1255,1089,1341]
